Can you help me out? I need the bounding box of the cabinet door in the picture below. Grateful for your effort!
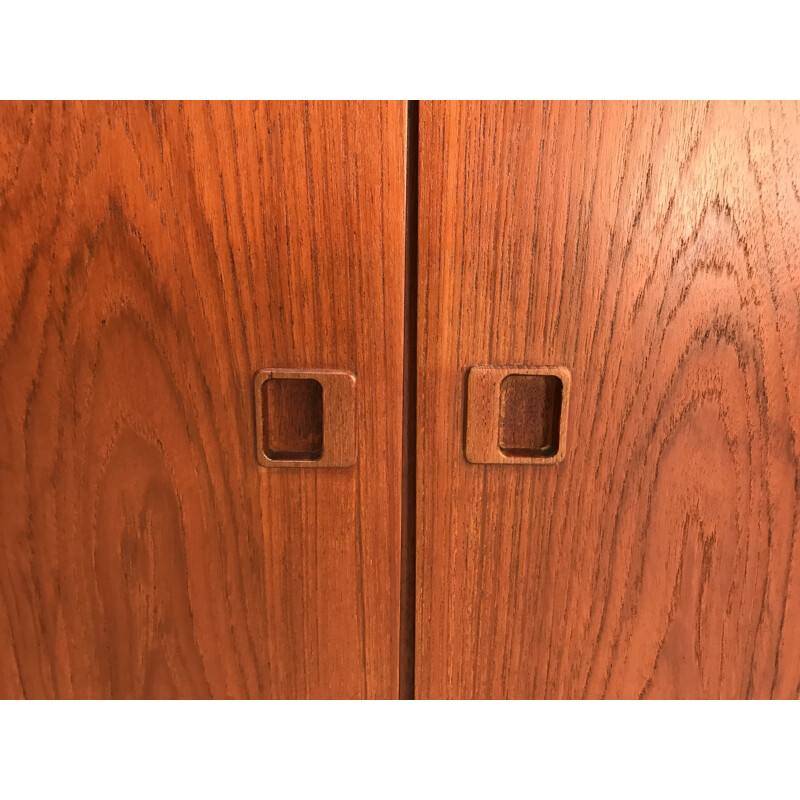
[0,101,407,698]
[416,101,800,698]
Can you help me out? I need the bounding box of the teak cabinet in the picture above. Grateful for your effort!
[2,101,799,699]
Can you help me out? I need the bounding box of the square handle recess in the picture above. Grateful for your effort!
[254,368,356,468]
[465,366,571,464]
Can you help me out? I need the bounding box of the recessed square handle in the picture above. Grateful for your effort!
[465,366,571,464]
[254,368,356,468]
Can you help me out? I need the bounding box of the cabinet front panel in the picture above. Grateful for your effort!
[416,101,800,698]
[0,101,407,698]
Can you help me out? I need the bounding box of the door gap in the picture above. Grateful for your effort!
[399,99,419,700]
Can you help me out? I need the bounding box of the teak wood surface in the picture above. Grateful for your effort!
[416,101,800,698]
[3,100,800,700]
[0,101,407,698]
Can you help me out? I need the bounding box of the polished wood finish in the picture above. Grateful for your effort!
[254,368,356,467]
[0,101,407,698]
[416,101,800,698]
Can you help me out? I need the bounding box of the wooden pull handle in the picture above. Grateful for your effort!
[254,369,357,468]
[465,366,571,464]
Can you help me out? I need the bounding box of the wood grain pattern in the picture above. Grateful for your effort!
[0,101,407,698]
[416,101,800,698]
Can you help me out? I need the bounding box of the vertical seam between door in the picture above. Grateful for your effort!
[399,100,420,700]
